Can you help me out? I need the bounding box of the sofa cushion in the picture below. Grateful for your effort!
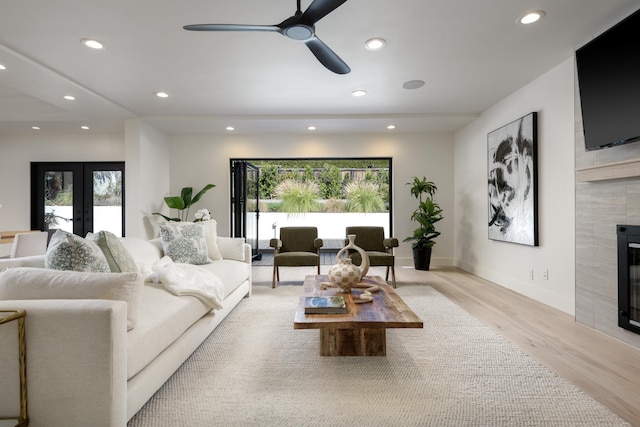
[200,259,251,297]
[0,267,143,330]
[45,229,110,272]
[119,237,163,274]
[87,230,138,273]
[217,236,246,262]
[159,222,210,265]
[126,284,211,379]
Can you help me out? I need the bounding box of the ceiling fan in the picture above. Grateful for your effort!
[183,0,351,74]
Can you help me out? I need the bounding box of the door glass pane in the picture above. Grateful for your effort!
[44,171,73,233]
[246,165,259,253]
[92,170,123,237]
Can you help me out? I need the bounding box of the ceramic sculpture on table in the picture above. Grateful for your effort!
[327,234,369,293]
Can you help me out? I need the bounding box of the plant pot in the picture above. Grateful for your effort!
[412,247,432,271]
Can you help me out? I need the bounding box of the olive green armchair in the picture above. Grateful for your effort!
[345,226,399,288]
[270,227,324,288]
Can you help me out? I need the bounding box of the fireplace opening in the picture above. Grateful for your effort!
[617,225,640,334]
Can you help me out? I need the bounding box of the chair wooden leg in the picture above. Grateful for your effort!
[390,266,396,288]
[386,266,390,281]
[272,265,277,288]
[317,262,321,275]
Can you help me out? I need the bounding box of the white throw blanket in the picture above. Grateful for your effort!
[147,256,224,309]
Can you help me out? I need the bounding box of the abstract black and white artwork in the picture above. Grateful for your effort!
[487,112,538,246]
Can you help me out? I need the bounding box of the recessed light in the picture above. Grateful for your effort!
[0,64,6,70]
[32,126,40,130]
[63,95,76,101]
[307,126,317,131]
[365,38,386,50]
[225,126,235,131]
[352,90,367,97]
[81,126,90,130]
[155,92,169,98]
[387,125,396,130]
[81,38,105,50]
[519,10,545,25]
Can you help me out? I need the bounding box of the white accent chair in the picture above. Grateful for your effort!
[10,231,49,258]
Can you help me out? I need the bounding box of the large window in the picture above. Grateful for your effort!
[230,158,392,251]
[31,162,125,237]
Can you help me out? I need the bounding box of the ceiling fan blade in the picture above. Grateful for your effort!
[301,0,349,24]
[304,37,350,74]
[183,24,279,32]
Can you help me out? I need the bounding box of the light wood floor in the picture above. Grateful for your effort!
[253,264,640,426]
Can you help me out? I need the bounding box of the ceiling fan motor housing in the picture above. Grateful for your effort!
[284,24,314,40]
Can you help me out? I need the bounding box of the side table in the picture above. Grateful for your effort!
[0,310,28,427]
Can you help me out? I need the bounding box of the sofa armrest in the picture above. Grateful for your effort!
[0,255,45,269]
[0,299,128,427]
[242,242,252,265]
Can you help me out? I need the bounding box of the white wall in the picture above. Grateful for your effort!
[454,58,576,314]
[166,132,455,266]
[125,120,170,238]
[0,127,455,264]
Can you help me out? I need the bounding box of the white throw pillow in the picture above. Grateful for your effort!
[198,220,223,261]
[217,236,246,262]
[119,237,163,274]
[159,222,210,265]
[0,267,143,330]
[45,229,110,273]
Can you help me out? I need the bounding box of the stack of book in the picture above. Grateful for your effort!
[304,296,347,314]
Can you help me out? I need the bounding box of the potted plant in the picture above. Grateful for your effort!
[153,184,215,222]
[404,177,443,270]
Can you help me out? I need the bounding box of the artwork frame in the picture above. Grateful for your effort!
[487,112,538,246]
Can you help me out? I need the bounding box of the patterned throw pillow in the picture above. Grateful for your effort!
[45,229,111,272]
[159,222,210,265]
[87,230,138,273]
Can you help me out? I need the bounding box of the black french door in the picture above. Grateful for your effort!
[230,160,261,260]
[31,162,125,237]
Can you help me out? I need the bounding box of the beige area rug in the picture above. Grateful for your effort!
[128,283,629,427]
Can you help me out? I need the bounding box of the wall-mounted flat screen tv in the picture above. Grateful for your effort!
[576,8,640,151]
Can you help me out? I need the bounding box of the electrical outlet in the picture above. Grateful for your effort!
[543,269,549,280]
[529,269,534,280]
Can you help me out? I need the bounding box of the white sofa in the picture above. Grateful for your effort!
[0,236,252,427]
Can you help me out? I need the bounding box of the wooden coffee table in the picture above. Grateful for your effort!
[294,275,423,356]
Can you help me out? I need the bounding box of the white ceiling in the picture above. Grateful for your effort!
[1,0,639,135]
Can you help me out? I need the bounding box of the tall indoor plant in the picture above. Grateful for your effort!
[404,176,443,270]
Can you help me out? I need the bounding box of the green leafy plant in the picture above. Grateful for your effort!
[404,177,443,249]
[154,184,215,222]
[344,180,384,213]
[319,163,343,199]
[275,179,320,215]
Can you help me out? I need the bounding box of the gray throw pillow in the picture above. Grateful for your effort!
[45,229,110,272]
[87,230,138,273]
[159,222,210,265]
